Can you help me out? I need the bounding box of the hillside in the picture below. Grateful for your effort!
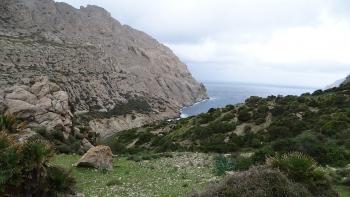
[342,75,350,86]
[106,82,350,167]
[0,0,207,138]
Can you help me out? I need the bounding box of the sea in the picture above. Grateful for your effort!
[180,82,317,118]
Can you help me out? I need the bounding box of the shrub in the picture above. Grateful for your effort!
[245,96,263,107]
[56,144,72,154]
[46,166,76,195]
[266,152,321,182]
[238,110,251,122]
[320,121,348,136]
[213,155,234,176]
[51,130,65,142]
[21,139,54,169]
[221,112,235,121]
[192,166,311,197]
[265,152,338,196]
[0,132,22,192]
[268,125,291,140]
[0,132,76,196]
[0,113,23,133]
[251,146,274,164]
[233,156,254,171]
[271,105,285,116]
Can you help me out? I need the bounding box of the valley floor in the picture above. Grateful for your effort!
[53,153,217,196]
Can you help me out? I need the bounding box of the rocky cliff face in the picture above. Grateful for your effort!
[0,0,207,136]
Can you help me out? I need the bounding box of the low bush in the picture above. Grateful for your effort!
[233,156,254,171]
[0,113,28,133]
[213,155,234,176]
[237,109,251,122]
[221,112,235,121]
[192,166,311,197]
[0,132,76,196]
[266,152,320,182]
[35,127,85,154]
[266,152,337,196]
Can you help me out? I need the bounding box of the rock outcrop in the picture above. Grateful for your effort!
[2,76,73,133]
[76,145,113,170]
[0,0,207,136]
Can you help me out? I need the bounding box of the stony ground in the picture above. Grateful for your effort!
[53,152,218,197]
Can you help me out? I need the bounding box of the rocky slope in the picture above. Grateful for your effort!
[341,75,350,86]
[326,74,350,89]
[0,0,207,137]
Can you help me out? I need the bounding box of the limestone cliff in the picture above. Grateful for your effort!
[0,0,207,136]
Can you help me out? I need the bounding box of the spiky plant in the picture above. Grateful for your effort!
[266,152,319,182]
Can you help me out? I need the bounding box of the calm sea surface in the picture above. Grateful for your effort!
[180,82,316,118]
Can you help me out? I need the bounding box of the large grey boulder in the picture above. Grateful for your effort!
[76,145,113,170]
[3,76,73,133]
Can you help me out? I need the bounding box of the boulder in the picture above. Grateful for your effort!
[3,76,73,133]
[81,138,94,151]
[76,145,113,170]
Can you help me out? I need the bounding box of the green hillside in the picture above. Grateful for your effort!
[106,83,350,167]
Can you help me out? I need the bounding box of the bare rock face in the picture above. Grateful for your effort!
[76,145,113,170]
[3,76,73,133]
[0,0,207,137]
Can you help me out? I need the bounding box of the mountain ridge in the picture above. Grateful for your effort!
[0,0,207,137]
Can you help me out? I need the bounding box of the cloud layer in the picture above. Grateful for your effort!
[57,0,350,87]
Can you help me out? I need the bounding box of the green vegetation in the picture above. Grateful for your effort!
[213,155,234,176]
[0,132,75,196]
[33,127,91,154]
[192,166,312,197]
[105,83,350,168]
[52,153,215,196]
[266,152,335,196]
[76,98,152,124]
[194,153,338,197]
[99,83,350,196]
[0,113,26,133]
[3,81,350,196]
[335,185,350,197]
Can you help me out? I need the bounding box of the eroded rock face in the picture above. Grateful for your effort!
[89,113,162,139]
[3,76,73,133]
[0,0,207,129]
[76,145,113,170]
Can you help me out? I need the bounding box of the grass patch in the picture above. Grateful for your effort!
[335,185,350,197]
[52,153,215,196]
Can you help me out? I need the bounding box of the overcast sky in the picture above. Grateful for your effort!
[57,0,350,88]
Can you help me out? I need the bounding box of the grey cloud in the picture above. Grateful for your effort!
[56,0,350,87]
